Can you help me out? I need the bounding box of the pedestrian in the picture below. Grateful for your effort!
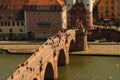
[26,66,29,70]
[11,75,14,79]
[18,70,20,74]
[34,52,36,56]
[30,67,32,72]
[22,74,24,80]
[26,61,28,65]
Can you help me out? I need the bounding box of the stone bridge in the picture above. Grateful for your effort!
[7,29,88,80]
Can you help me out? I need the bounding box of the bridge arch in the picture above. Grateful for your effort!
[69,39,76,52]
[44,62,54,80]
[58,49,66,66]
[33,78,38,80]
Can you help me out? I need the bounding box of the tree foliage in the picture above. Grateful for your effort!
[113,17,120,27]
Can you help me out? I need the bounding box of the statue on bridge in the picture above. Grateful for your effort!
[76,18,85,32]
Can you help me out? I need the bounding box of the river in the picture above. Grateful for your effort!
[0,53,31,80]
[0,53,120,80]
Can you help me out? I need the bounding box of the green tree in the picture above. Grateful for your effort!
[113,17,120,27]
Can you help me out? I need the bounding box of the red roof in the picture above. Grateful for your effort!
[0,0,28,9]
[27,0,64,6]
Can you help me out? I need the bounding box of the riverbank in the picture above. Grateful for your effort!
[0,41,44,53]
[0,41,120,55]
[71,42,120,56]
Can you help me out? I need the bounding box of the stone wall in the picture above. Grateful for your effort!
[88,28,120,42]
[0,45,40,53]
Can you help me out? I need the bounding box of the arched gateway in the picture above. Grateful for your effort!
[7,29,88,80]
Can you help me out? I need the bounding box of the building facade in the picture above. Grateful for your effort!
[116,0,120,16]
[98,0,117,21]
[24,0,67,39]
[0,0,27,40]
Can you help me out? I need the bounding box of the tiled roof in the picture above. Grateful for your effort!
[0,0,28,9]
[27,0,64,6]
[0,0,26,20]
[0,9,24,20]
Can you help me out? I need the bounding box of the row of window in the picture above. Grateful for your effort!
[100,12,114,17]
[0,29,23,32]
[0,21,24,26]
[28,25,60,29]
[27,12,60,16]
[27,5,61,10]
[67,3,89,7]
[105,0,114,4]
[100,6,114,11]
[28,18,61,22]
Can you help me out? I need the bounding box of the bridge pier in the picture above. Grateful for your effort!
[65,46,69,65]
[74,30,88,51]
[53,50,59,80]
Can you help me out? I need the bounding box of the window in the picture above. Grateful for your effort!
[86,4,89,6]
[8,22,10,26]
[9,29,12,32]
[33,12,36,15]
[105,1,108,4]
[68,4,70,6]
[1,22,3,26]
[106,13,109,17]
[111,6,114,10]
[21,21,24,26]
[12,22,15,26]
[4,22,7,26]
[106,6,109,11]
[100,12,103,17]
[0,29,2,32]
[111,1,114,4]
[20,29,23,32]
[111,13,114,16]
[100,6,103,10]
[17,22,20,26]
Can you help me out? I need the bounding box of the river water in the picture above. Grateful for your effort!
[0,53,31,80]
[0,53,120,80]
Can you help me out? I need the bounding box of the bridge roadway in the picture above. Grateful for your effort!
[7,29,76,80]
